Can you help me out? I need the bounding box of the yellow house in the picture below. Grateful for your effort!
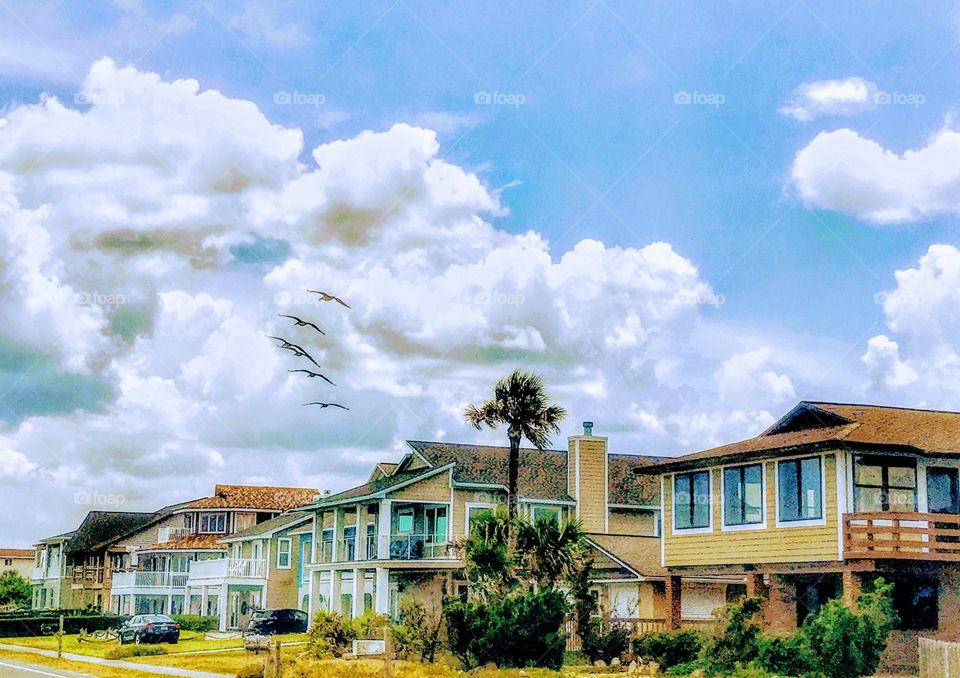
[637,401,960,673]
[301,423,669,621]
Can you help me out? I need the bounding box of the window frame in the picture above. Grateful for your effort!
[853,455,917,513]
[276,538,292,569]
[926,466,960,515]
[530,504,563,525]
[464,502,498,535]
[672,470,712,534]
[721,462,766,530]
[198,512,227,534]
[775,455,827,527]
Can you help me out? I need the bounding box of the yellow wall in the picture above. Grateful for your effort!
[663,453,839,566]
[571,437,607,533]
[608,508,657,536]
[388,471,450,502]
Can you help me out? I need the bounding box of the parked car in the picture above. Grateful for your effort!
[118,614,180,644]
[246,609,309,635]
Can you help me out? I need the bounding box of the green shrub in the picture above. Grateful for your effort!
[171,614,217,632]
[800,578,896,678]
[633,629,705,670]
[580,620,629,664]
[0,614,124,637]
[754,633,816,676]
[444,589,567,669]
[701,596,764,674]
[391,597,444,662]
[307,610,356,658]
[347,611,390,640]
[235,663,264,678]
[104,644,168,659]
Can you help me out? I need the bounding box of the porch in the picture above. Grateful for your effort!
[844,512,960,560]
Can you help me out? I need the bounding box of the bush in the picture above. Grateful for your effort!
[104,644,168,659]
[754,633,816,676]
[801,578,897,678]
[0,614,124,637]
[701,596,764,675]
[580,620,629,664]
[633,629,705,670]
[391,597,444,662]
[171,614,218,632]
[307,610,356,658]
[444,589,567,669]
[347,611,390,640]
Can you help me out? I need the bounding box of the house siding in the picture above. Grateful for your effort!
[608,508,656,536]
[663,452,839,566]
[388,472,450,502]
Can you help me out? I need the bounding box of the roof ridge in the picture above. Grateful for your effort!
[806,400,960,416]
[407,440,565,452]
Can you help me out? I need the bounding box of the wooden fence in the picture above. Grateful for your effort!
[919,637,960,677]
[565,618,672,652]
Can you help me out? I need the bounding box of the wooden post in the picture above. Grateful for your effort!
[842,570,861,609]
[57,614,64,658]
[666,576,682,630]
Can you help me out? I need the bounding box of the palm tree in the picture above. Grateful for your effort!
[516,516,586,590]
[464,370,567,521]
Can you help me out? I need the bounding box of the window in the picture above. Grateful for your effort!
[674,471,711,530]
[927,467,960,514]
[853,456,917,512]
[466,505,495,533]
[277,538,292,569]
[723,464,764,526]
[199,512,226,533]
[396,508,414,534]
[183,513,194,530]
[778,457,823,522]
[531,505,562,524]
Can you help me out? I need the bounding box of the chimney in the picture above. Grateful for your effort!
[567,421,608,533]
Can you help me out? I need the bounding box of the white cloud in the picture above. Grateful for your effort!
[790,125,960,223]
[780,77,877,121]
[716,347,796,406]
[228,1,309,48]
[861,335,917,390]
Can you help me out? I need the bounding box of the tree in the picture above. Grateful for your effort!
[0,571,31,608]
[515,514,586,590]
[464,369,566,522]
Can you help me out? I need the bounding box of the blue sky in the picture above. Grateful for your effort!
[2,0,960,544]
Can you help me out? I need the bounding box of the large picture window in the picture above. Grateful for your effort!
[199,512,226,534]
[723,464,763,526]
[853,456,916,512]
[674,471,711,530]
[778,457,823,522]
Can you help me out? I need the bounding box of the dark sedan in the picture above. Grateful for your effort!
[246,609,309,636]
[118,614,180,644]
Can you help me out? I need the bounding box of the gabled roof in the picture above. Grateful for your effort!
[639,401,960,473]
[222,511,312,542]
[0,549,35,558]
[408,441,573,501]
[312,465,450,506]
[182,485,320,511]
[64,512,157,554]
[586,533,665,578]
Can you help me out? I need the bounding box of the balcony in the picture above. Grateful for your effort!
[30,567,46,581]
[844,512,960,561]
[158,527,192,543]
[71,566,104,586]
[384,534,451,560]
[186,558,266,582]
[111,570,188,591]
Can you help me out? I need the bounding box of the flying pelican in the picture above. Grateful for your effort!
[278,314,325,335]
[288,369,335,386]
[302,402,349,410]
[307,290,351,308]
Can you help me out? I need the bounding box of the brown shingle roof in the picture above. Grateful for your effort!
[184,485,319,511]
[609,454,663,505]
[641,401,960,473]
[142,534,227,551]
[0,549,34,558]
[587,533,665,578]
[408,441,573,502]
[64,512,157,554]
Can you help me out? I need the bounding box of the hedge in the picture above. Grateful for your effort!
[0,614,126,638]
[171,614,218,632]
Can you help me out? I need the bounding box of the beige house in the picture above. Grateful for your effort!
[301,424,669,622]
[2,548,38,580]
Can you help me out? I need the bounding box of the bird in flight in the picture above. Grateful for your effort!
[268,336,324,370]
[288,369,335,386]
[307,290,351,308]
[302,402,349,410]
[278,314,325,335]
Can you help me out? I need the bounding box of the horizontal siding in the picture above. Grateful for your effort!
[388,471,450,502]
[608,508,656,536]
[664,453,839,566]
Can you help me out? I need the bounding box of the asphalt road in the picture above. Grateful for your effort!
[0,658,93,677]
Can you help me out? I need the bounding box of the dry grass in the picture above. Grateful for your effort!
[0,647,162,678]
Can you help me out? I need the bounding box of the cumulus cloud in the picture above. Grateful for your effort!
[0,59,830,545]
[790,125,960,223]
[780,77,877,122]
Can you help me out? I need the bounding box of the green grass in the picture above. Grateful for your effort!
[0,631,308,658]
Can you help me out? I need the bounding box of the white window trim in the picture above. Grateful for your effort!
[671,471,714,535]
[720,461,768,532]
[277,538,292,569]
[774,453,828,528]
[464,501,498,534]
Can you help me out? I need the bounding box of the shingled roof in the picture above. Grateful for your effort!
[183,485,319,511]
[587,533,665,578]
[609,453,663,505]
[0,548,35,558]
[223,511,312,541]
[639,401,960,473]
[140,534,227,551]
[64,511,157,554]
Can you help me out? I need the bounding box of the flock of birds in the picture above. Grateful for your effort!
[270,290,350,411]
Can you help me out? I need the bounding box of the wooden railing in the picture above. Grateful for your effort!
[71,565,104,585]
[611,617,668,635]
[844,512,960,561]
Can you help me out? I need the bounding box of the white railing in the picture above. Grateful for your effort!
[158,527,192,543]
[30,567,46,581]
[110,570,187,589]
[382,534,451,560]
[186,558,266,581]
